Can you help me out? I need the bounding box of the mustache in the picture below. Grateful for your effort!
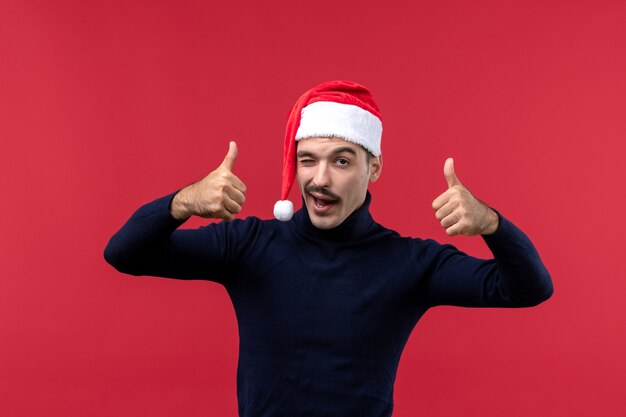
[304,184,339,201]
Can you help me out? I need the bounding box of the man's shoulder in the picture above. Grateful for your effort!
[199,215,291,236]
[370,221,425,242]
[372,221,450,253]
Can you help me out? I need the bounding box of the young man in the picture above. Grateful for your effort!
[105,80,553,417]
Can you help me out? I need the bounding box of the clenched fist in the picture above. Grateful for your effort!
[431,158,499,236]
[170,141,247,221]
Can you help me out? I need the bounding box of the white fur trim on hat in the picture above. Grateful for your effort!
[295,101,382,156]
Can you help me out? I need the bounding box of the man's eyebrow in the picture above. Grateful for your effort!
[332,147,358,156]
[296,147,359,158]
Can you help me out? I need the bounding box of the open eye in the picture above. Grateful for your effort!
[336,158,350,167]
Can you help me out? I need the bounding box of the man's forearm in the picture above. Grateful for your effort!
[104,192,184,275]
[482,213,553,306]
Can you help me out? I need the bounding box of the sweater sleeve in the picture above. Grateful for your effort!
[103,192,257,284]
[423,213,554,308]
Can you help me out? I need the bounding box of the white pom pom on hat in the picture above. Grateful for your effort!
[274,80,383,221]
[273,200,294,221]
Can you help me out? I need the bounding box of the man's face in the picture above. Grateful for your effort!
[296,137,382,230]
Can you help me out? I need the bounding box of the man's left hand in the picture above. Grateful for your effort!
[431,158,499,236]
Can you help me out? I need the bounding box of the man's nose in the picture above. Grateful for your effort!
[313,162,331,187]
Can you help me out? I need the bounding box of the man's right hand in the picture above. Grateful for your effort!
[170,141,247,221]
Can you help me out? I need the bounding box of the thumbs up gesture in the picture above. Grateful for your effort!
[170,141,247,221]
[431,158,499,236]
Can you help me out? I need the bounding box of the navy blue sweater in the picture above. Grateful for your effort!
[104,192,552,417]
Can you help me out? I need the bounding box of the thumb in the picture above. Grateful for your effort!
[220,141,238,171]
[444,157,461,188]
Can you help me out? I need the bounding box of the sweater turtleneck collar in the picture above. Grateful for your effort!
[291,191,375,242]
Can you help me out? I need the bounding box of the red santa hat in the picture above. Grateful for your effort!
[273,80,383,221]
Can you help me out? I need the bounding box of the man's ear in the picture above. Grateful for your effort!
[369,155,383,183]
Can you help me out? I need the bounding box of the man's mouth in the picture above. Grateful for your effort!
[304,185,340,215]
[309,192,338,213]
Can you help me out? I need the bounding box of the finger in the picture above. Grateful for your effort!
[220,141,238,171]
[440,212,460,229]
[229,173,247,194]
[446,221,468,236]
[435,203,454,221]
[432,188,454,210]
[219,210,235,222]
[225,186,246,206]
[444,157,461,188]
[445,222,464,236]
[223,196,242,216]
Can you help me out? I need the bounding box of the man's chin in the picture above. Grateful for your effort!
[306,206,340,230]
[311,219,339,230]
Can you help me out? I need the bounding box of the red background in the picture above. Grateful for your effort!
[1,0,625,416]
